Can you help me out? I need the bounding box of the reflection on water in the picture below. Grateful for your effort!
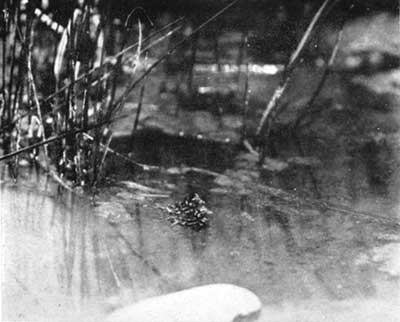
[124,62,285,75]
[194,63,284,75]
[1,163,399,321]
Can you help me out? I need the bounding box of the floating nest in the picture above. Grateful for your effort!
[166,193,212,231]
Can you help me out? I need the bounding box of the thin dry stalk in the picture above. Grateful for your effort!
[92,130,113,187]
[54,25,68,85]
[102,240,122,289]
[128,18,146,134]
[10,10,23,120]
[213,31,221,72]
[108,7,151,114]
[240,33,250,139]
[133,18,143,74]
[133,81,146,133]
[187,28,199,94]
[0,9,9,133]
[293,20,345,131]
[1,9,7,93]
[255,0,334,145]
[27,24,49,162]
[82,132,159,172]
[139,24,183,55]
[91,18,108,187]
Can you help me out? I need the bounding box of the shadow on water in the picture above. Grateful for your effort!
[111,129,239,172]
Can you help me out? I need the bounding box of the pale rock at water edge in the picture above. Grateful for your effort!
[105,284,262,322]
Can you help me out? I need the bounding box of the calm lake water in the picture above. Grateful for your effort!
[1,132,399,321]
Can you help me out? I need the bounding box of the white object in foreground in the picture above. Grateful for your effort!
[105,284,262,322]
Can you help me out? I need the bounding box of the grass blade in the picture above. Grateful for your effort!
[255,0,335,142]
[293,16,345,131]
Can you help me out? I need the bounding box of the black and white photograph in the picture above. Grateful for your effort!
[0,0,399,321]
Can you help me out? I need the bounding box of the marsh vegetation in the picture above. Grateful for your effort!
[1,1,399,321]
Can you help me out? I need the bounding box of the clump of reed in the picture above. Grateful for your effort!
[0,0,179,188]
[1,0,241,188]
[0,0,127,187]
